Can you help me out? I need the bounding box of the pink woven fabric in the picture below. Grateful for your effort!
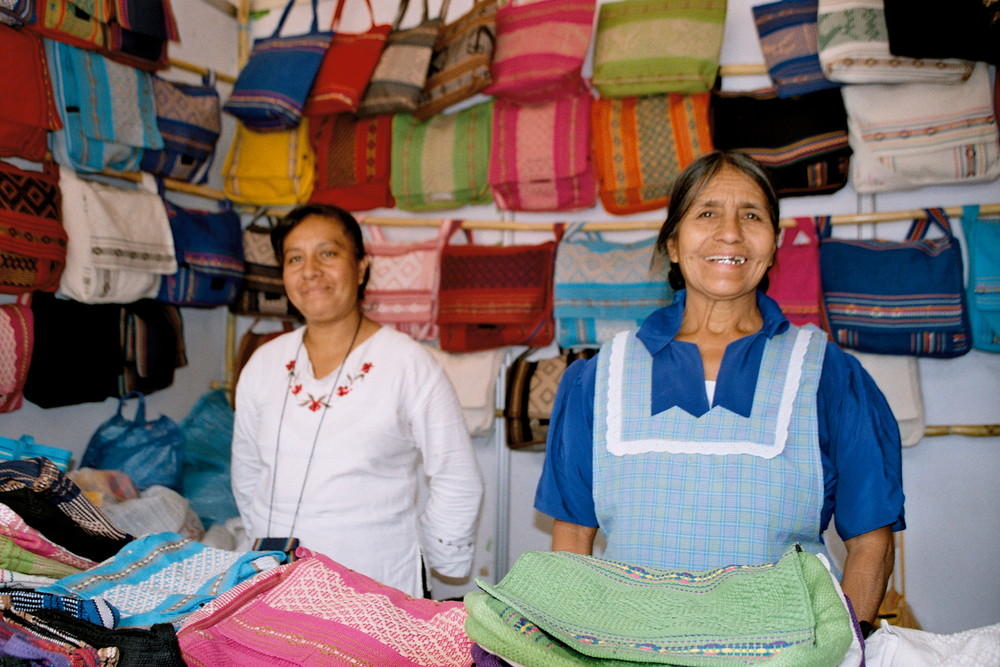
[362,219,464,341]
[769,217,824,328]
[0,503,100,571]
[488,89,596,212]
[178,554,473,667]
[484,0,597,104]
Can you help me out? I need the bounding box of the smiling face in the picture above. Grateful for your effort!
[665,165,777,304]
[280,214,370,326]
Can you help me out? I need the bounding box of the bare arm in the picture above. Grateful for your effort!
[840,525,895,624]
[552,519,598,555]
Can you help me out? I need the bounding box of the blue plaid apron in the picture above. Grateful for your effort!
[593,325,828,571]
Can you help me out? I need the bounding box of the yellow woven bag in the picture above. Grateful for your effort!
[223,120,315,206]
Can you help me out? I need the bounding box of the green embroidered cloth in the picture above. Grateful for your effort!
[465,546,852,666]
[0,534,82,580]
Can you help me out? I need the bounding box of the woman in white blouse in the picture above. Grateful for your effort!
[231,203,483,598]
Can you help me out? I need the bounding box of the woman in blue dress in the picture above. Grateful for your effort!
[535,151,904,631]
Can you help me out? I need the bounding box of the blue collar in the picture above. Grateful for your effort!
[636,290,790,418]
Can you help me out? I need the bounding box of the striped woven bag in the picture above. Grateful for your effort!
[591,93,713,215]
[483,0,596,104]
[818,209,972,358]
[390,101,494,211]
[591,0,726,97]
[711,86,851,198]
[488,89,596,212]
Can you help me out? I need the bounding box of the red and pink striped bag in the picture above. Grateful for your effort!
[483,0,597,104]
[488,89,597,212]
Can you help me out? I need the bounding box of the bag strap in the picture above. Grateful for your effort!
[780,217,819,248]
[437,0,451,21]
[390,0,410,29]
[331,0,376,31]
[814,215,833,240]
[560,221,596,243]
[906,208,952,241]
[117,391,146,423]
[962,204,981,230]
[272,0,320,38]
[443,219,474,245]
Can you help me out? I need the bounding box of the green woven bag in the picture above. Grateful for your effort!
[592,0,727,98]
[466,545,854,666]
[390,100,494,211]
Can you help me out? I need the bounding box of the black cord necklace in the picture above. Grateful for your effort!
[265,315,364,538]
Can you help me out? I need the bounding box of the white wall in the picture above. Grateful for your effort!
[2,0,996,634]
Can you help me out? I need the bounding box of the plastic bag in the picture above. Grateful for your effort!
[80,392,184,491]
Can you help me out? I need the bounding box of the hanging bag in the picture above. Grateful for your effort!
[302,0,390,117]
[45,38,163,174]
[222,119,315,206]
[56,169,176,304]
[156,198,245,308]
[591,0,726,98]
[711,87,852,198]
[308,113,394,211]
[504,348,596,448]
[414,0,498,120]
[0,295,32,413]
[488,89,596,212]
[362,218,465,341]
[80,391,184,491]
[0,26,62,162]
[0,434,72,471]
[554,225,672,348]
[752,0,839,98]
[104,0,180,72]
[141,71,222,184]
[0,160,67,294]
[590,92,713,215]
[437,225,562,353]
[816,0,974,85]
[961,205,1000,352]
[390,100,494,211]
[229,215,299,320]
[483,0,596,104]
[768,217,824,328]
[223,0,332,131]
[818,209,973,358]
[357,0,441,117]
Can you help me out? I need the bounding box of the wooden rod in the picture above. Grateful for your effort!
[167,57,237,85]
[102,169,230,201]
[358,203,1000,232]
[923,424,1000,438]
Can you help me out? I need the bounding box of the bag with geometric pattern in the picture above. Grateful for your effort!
[0,160,67,294]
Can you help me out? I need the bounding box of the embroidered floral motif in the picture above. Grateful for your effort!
[284,357,373,411]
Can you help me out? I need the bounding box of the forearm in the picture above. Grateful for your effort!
[841,526,895,624]
[551,519,598,555]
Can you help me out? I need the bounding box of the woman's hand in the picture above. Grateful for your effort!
[552,519,598,555]
[841,525,895,624]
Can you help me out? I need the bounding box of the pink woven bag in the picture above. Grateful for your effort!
[0,295,32,413]
[483,0,597,104]
[488,88,597,212]
[362,219,467,341]
[768,217,824,328]
[177,554,473,667]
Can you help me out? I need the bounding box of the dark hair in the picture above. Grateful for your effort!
[653,151,781,292]
[270,203,370,300]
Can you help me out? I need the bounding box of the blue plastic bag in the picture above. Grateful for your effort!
[81,392,184,491]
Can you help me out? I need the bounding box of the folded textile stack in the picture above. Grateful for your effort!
[465,546,857,666]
